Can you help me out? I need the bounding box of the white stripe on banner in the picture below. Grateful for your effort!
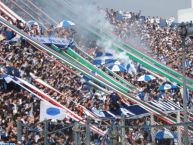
[95,56,114,61]
[0,2,16,22]
[159,101,175,111]
[155,100,171,111]
[106,111,118,119]
[158,101,173,111]
[150,101,167,111]
[155,101,170,111]
[167,100,182,110]
[30,73,62,94]
[120,107,134,116]
[163,102,175,110]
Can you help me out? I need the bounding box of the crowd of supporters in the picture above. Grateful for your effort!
[0,2,192,145]
[106,9,193,78]
[0,13,156,145]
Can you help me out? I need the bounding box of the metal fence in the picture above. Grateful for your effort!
[16,112,193,145]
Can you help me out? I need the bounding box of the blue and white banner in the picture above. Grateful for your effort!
[90,103,149,119]
[92,51,116,65]
[31,35,74,48]
[148,100,182,112]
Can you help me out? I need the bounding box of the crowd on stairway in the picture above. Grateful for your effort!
[0,2,192,145]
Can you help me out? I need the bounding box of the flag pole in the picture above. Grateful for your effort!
[181,29,189,145]
[44,120,48,145]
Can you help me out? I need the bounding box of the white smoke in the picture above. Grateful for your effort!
[70,0,113,32]
[96,39,131,64]
[22,0,145,64]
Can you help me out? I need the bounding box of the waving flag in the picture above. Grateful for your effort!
[106,61,126,72]
[4,30,15,40]
[3,66,20,77]
[3,74,11,83]
[40,101,68,121]
[92,51,116,65]
[81,75,91,82]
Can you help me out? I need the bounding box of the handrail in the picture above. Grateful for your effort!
[0,1,25,22]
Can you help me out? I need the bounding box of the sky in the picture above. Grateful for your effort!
[92,0,191,18]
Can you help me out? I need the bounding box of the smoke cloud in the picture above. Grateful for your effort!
[15,0,148,64]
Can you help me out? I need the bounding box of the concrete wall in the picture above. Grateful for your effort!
[192,0,193,8]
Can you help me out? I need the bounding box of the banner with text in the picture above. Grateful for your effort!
[31,35,74,48]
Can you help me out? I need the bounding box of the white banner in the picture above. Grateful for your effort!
[40,101,68,121]
[31,35,74,47]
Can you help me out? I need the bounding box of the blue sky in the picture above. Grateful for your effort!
[93,0,191,18]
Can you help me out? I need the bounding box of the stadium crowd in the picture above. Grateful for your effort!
[0,2,192,145]
[0,13,156,145]
[105,9,193,78]
[104,8,193,105]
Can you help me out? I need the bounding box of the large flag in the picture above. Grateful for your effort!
[40,101,68,121]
